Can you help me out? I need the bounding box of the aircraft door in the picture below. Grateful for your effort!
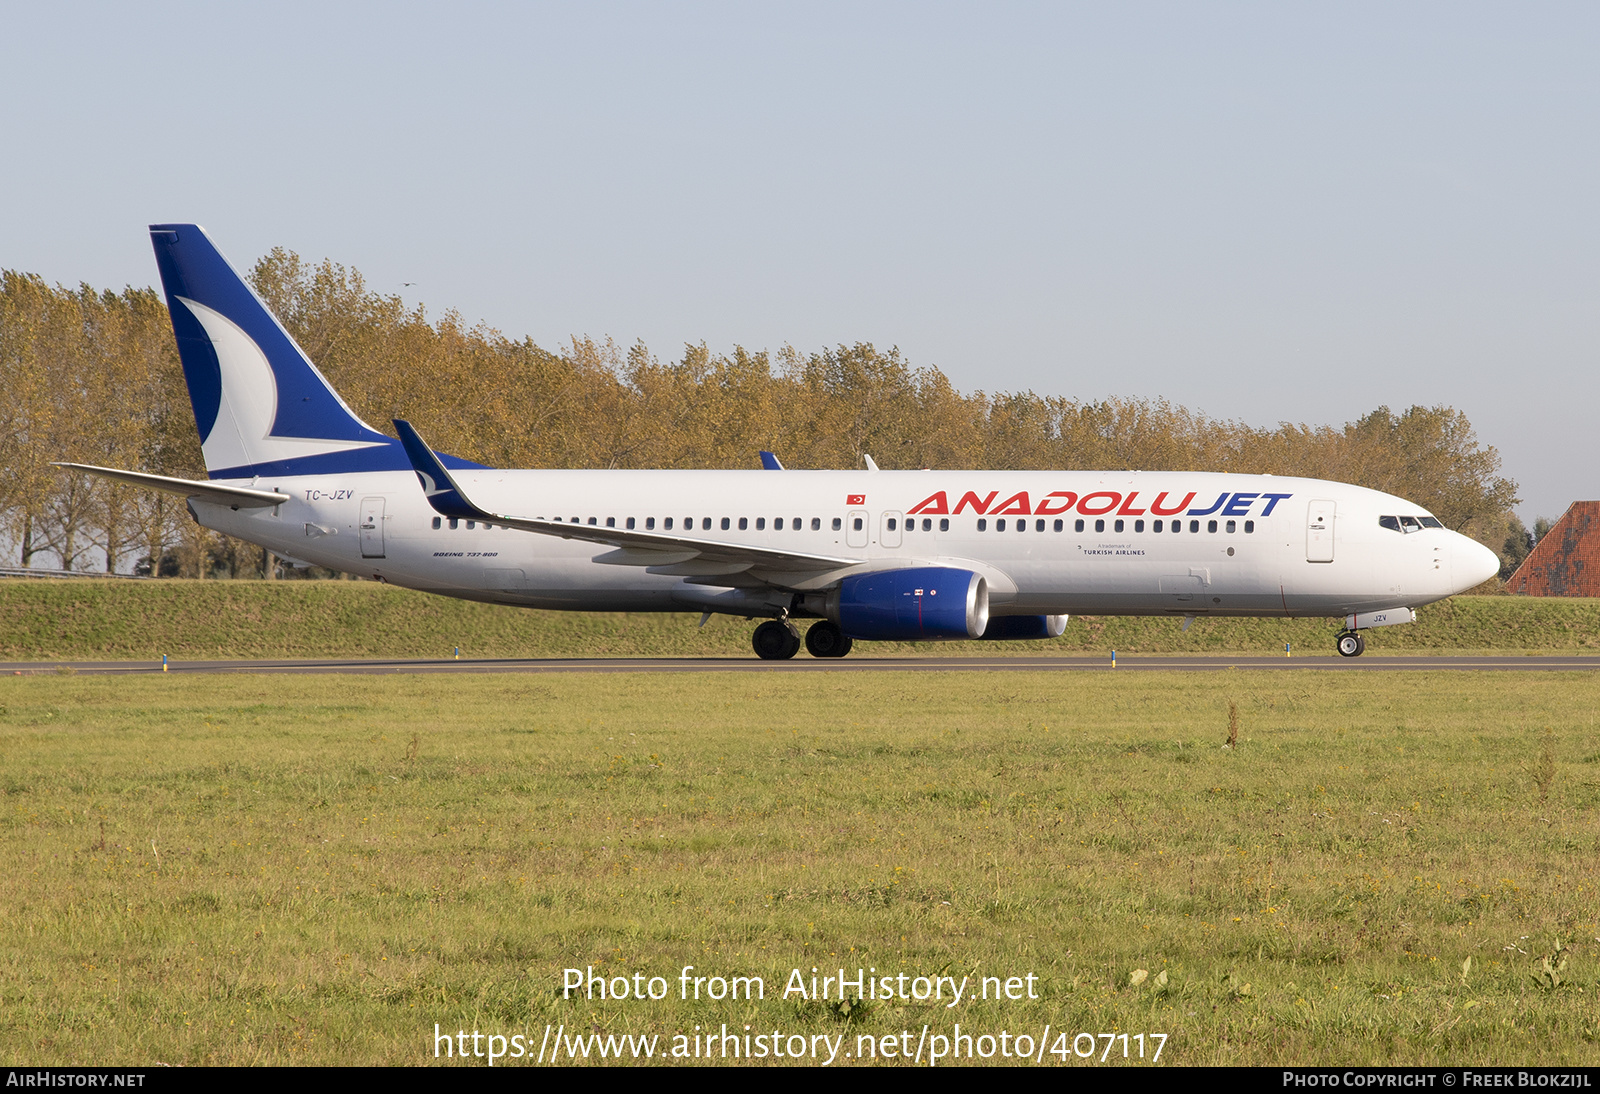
[846,510,869,548]
[1306,499,1335,563]
[360,496,387,558]
[881,511,903,548]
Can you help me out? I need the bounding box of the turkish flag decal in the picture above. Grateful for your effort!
[846,494,866,506]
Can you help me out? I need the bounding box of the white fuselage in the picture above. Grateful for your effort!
[193,468,1493,621]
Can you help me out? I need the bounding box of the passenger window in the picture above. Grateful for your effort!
[1053,519,1063,532]
[703,518,712,531]
[853,517,863,531]
[1189,520,1200,533]
[997,519,1007,532]
[606,517,616,528]
[449,518,458,529]
[774,517,783,530]
[830,517,840,531]
[1094,519,1105,532]
[432,517,441,530]
[739,517,748,530]
[887,517,897,531]
[977,519,987,531]
[1134,519,1144,532]
[1075,519,1085,532]
[1153,520,1163,532]
[1244,520,1254,533]
[1225,520,1235,533]
[646,517,655,530]
[939,518,949,532]
[812,517,822,531]
[1378,515,1401,532]
[468,520,477,529]
[923,518,933,531]
[664,517,673,530]
[1035,519,1045,532]
[1114,519,1124,533]
[587,517,596,526]
[626,517,635,530]
[793,517,802,530]
[721,517,730,530]
[1207,520,1218,533]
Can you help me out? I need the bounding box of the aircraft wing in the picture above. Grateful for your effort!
[52,462,291,508]
[392,420,861,585]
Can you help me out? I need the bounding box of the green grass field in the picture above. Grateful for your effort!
[3,579,1599,661]
[2,669,1598,1066]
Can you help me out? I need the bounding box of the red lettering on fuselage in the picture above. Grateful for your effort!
[908,491,949,515]
[1117,492,1146,516]
[1034,491,1078,515]
[1077,491,1121,515]
[994,491,1031,515]
[1150,491,1194,516]
[953,491,999,515]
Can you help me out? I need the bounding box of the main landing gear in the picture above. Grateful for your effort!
[752,619,801,660]
[803,620,853,659]
[1336,631,1366,658]
[752,619,854,660]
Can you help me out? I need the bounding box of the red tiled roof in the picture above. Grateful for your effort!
[1507,501,1600,596]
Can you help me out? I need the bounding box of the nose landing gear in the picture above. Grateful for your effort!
[1336,631,1366,658]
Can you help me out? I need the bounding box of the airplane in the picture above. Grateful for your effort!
[56,224,1502,660]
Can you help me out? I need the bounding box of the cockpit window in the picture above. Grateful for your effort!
[1380,514,1440,533]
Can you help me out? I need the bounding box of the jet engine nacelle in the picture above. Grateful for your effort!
[976,614,1069,640]
[824,567,990,641]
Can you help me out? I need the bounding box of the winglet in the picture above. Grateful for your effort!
[759,451,784,471]
[393,419,494,521]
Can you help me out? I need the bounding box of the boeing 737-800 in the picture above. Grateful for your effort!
[56,224,1500,659]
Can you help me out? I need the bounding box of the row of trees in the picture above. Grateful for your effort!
[1,249,1522,579]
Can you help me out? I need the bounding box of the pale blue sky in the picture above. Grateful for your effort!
[3,2,1595,521]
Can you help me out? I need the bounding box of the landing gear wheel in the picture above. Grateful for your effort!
[1336,631,1366,658]
[804,620,853,658]
[753,619,802,660]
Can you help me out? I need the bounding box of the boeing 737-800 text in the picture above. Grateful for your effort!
[57,225,1500,659]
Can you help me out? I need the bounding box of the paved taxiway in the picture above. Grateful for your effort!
[3,655,1596,676]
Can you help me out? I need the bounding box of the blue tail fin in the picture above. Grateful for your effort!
[150,224,417,478]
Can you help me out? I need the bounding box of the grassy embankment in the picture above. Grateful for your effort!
[1,670,1598,1065]
[2,580,1599,660]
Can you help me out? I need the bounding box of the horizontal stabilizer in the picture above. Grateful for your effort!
[53,463,290,508]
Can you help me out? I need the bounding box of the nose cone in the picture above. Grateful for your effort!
[1452,534,1501,593]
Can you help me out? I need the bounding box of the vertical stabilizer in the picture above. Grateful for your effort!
[149,223,395,478]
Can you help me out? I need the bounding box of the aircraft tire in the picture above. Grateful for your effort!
[1336,631,1365,658]
[804,621,853,658]
[753,619,802,660]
